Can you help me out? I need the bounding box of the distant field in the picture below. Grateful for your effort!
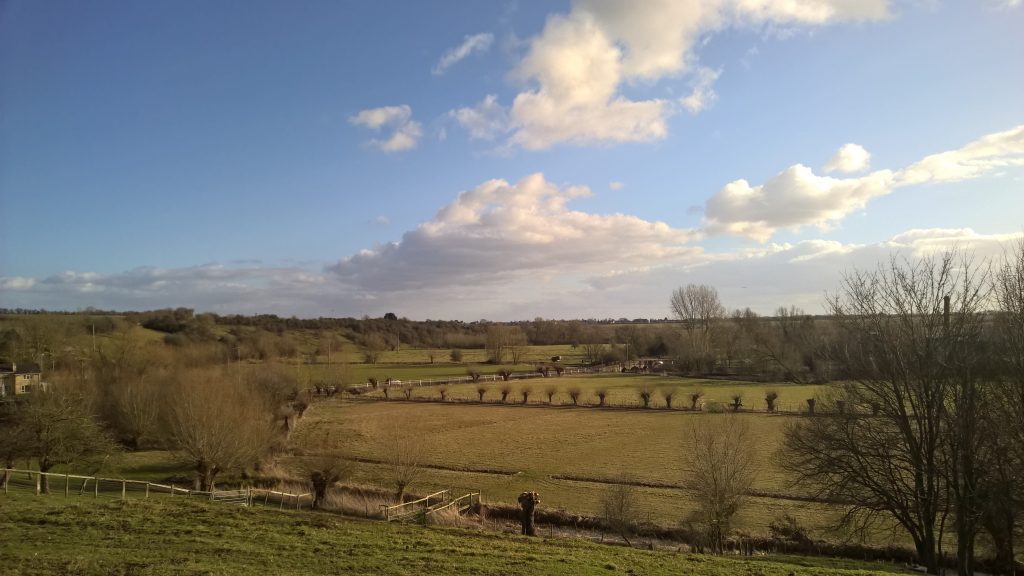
[298,394,861,540]
[0,492,910,575]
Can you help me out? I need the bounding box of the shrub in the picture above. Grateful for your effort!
[500,384,512,403]
[476,386,487,402]
[544,385,557,404]
[690,390,704,411]
[765,391,779,412]
[661,388,676,410]
[567,387,581,406]
[520,386,532,404]
[638,386,653,409]
[438,386,448,402]
[730,394,743,412]
[595,388,608,407]
[450,349,463,362]
[468,370,481,382]
[499,369,513,381]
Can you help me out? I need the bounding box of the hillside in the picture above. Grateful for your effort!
[0,493,908,576]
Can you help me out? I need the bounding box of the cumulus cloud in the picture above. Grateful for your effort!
[704,124,1024,242]
[609,181,625,190]
[348,105,423,152]
[432,33,495,75]
[449,95,511,140]
[453,0,890,149]
[824,143,871,173]
[326,173,701,290]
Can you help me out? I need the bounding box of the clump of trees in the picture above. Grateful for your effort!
[784,246,1024,575]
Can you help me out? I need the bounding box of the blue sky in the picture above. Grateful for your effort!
[1,0,1022,319]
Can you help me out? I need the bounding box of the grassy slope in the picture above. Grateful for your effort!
[0,492,907,576]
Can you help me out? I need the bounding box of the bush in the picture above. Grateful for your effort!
[450,349,463,363]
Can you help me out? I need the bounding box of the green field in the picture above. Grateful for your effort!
[298,393,859,540]
[0,492,909,575]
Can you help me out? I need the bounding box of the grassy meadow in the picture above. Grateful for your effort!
[296,392,856,539]
[0,492,911,576]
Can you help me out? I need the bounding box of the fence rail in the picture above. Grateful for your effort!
[381,489,450,522]
[425,491,480,518]
[1,468,311,510]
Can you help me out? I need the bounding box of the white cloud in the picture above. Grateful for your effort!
[609,181,625,190]
[0,277,36,290]
[373,215,390,226]
[349,105,423,152]
[679,67,721,114]
[824,143,871,173]
[896,124,1024,185]
[704,124,1024,242]
[454,0,890,149]
[327,173,700,291]
[449,95,511,140]
[432,33,495,75]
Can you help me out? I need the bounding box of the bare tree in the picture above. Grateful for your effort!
[638,385,653,408]
[291,421,354,510]
[983,239,1024,573]
[544,385,557,404]
[499,383,512,403]
[165,371,279,491]
[378,421,426,503]
[683,416,756,553]
[601,481,639,547]
[567,387,581,406]
[520,385,532,404]
[670,284,726,367]
[784,251,988,575]
[661,387,676,409]
[17,386,119,492]
[476,386,487,402]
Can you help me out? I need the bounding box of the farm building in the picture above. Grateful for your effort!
[0,362,45,397]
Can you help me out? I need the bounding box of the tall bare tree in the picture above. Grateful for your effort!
[784,251,988,575]
[683,416,756,553]
[670,284,725,369]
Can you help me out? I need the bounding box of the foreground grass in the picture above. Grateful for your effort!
[0,492,907,576]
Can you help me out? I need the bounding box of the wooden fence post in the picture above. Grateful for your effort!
[94,477,98,499]
[145,482,150,499]
[121,479,126,501]
[65,474,69,498]
[170,482,174,497]
[35,472,40,495]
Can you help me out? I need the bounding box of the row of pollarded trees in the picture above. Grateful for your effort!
[782,245,1024,575]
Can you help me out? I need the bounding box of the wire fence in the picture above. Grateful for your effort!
[1,468,312,510]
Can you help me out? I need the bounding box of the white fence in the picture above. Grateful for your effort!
[1,468,311,509]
